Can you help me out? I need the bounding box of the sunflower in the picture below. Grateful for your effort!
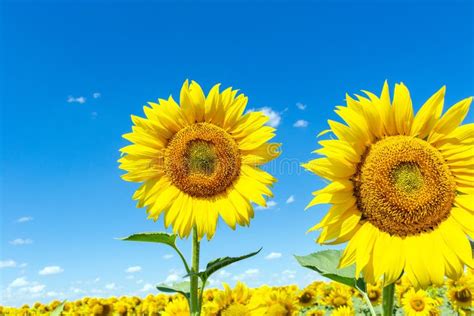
[331,306,355,316]
[296,288,317,307]
[447,271,474,311]
[119,80,280,239]
[323,285,353,309]
[161,296,189,316]
[401,288,437,316]
[303,82,474,287]
[366,281,383,305]
[202,282,252,316]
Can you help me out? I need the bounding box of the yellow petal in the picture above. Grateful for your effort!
[392,83,414,135]
[429,97,472,144]
[410,86,445,138]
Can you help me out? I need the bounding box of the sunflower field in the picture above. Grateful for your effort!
[1,267,473,315]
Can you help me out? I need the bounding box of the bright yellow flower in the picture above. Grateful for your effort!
[296,288,317,307]
[448,271,474,311]
[367,281,383,305]
[249,287,299,316]
[401,288,437,316]
[119,80,280,240]
[202,282,252,316]
[161,296,189,316]
[324,285,353,309]
[331,305,355,316]
[304,82,474,287]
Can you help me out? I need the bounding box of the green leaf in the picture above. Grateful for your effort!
[50,300,66,316]
[156,281,190,299]
[195,248,261,281]
[119,232,177,247]
[295,249,363,288]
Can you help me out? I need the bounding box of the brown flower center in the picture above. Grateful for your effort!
[165,123,241,197]
[353,136,456,237]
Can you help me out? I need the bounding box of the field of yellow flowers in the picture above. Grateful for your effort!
[1,268,472,316]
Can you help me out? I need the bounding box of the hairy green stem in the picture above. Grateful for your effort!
[190,228,200,315]
[382,282,395,316]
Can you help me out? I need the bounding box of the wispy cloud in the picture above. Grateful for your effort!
[9,277,29,288]
[248,107,282,127]
[163,254,174,260]
[17,216,33,223]
[256,200,277,210]
[125,266,142,273]
[233,268,260,281]
[39,266,64,275]
[10,238,33,246]
[91,111,98,119]
[105,283,116,290]
[67,96,86,104]
[0,259,17,268]
[296,102,307,110]
[286,195,295,204]
[293,119,309,128]
[92,92,101,99]
[140,283,154,292]
[265,252,282,260]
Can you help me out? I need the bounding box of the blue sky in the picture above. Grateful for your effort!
[1,0,473,307]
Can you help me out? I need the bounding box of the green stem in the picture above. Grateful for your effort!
[190,227,200,316]
[173,246,190,274]
[382,282,395,316]
[359,290,377,316]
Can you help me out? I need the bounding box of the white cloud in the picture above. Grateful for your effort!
[9,277,29,288]
[105,283,116,290]
[163,254,174,260]
[67,96,86,104]
[19,263,28,268]
[296,102,306,110]
[286,195,295,204]
[233,268,260,281]
[126,275,134,280]
[248,107,281,127]
[140,283,154,292]
[39,266,64,275]
[256,200,277,210]
[265,252,282,260]
[10,238,33,246]
[93,92,101,99]
[0,259,16,268]
[293,119,309,128]
[164,272,180,285]
[125,266,142,273]
[28,284,46,293]
[17,216,33,223]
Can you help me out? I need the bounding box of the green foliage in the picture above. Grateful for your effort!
[295,250,365,289]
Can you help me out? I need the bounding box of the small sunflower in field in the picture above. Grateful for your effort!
[119,80,280,240]
[296,287,318,307]
[447,271,474,312]
[250,287,299,316]
[324,285,353,309]
[203,282,252,316]
[161,296,189,316]
[331,305,355,316]
[401,288,437,316]
[367,281,383,305]
[304,82,473,287]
